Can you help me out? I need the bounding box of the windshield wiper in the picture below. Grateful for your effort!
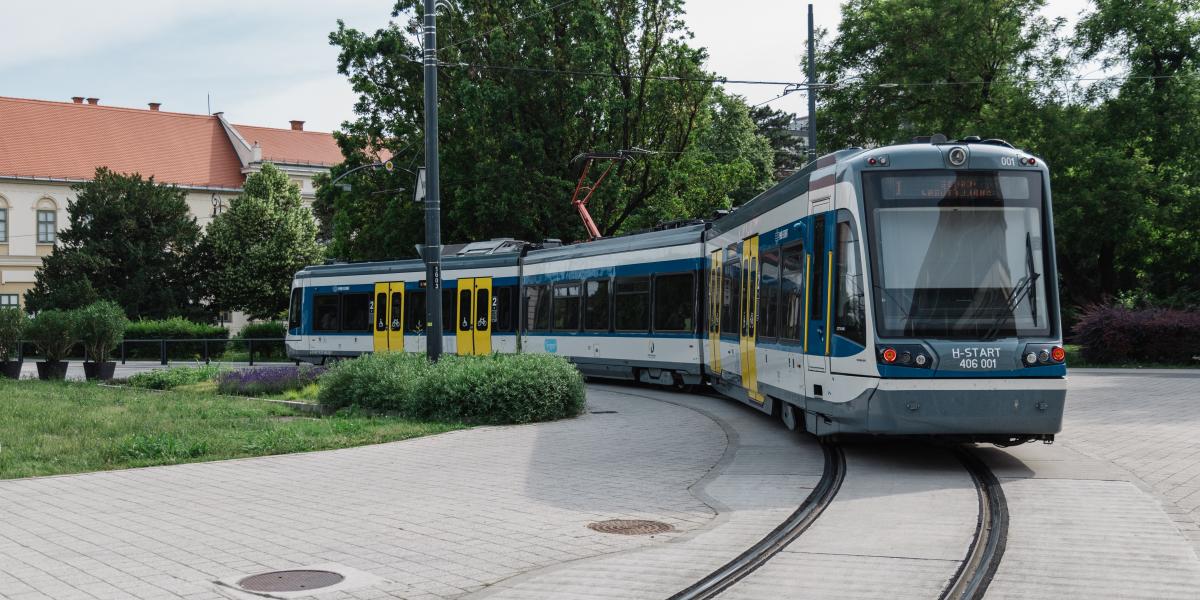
[981,271,1040,340]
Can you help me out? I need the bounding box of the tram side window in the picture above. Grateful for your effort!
[442,289,457,332]
[614,276,650,332]
[390,292,402,331]
[313,294,339,332]
[721,243,740,335]
[835,218,867,345]
[524,284,551,331]
[654,273,694,332]
[780,242,805,341]
[759,249,780,340]
[810,216,826,320]
[585,279,611,331]
[553,282,582,331]
[493,287,515,332]
[405,291,426,332]
[341,293,372,332]
[288,288,302,330]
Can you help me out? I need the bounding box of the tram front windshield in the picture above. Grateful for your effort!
[862,170,1051,339]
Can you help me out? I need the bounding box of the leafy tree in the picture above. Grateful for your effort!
[814,0,1064,149]
[24,168,204,319]
[749,105,805,177]
[203,164,323,320]
[319,0,774,260]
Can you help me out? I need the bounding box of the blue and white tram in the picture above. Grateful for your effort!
[287,137,1066,443]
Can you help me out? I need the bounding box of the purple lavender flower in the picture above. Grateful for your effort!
[216,365,326,396]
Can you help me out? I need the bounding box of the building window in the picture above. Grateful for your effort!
[0,294,17,308]
[37,210,56,244]
[0,207,7,243]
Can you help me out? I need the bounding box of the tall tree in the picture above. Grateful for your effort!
[24,168,204,319]
[814,0,1064,149]
[202,164,324,320]
[318,0,774,261]
[748,105,805,177]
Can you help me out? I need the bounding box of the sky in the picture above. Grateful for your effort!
[0,1,1095,133]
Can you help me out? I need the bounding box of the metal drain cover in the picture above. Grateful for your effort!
[587,519,673,535]
[238,569,345,593]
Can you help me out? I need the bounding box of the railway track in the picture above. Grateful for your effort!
[940,447,1009,600]
[667,442,847,600]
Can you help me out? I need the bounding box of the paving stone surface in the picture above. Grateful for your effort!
[1058,369,1200,554]
[474,385,826,600]
[0,388,726,600]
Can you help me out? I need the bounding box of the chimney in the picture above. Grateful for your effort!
[71,96,84,104]
[86,98,99,105]
[148,102,161,111]
[289,120,305,131]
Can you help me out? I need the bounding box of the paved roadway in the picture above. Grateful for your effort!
[0,370,1198,599]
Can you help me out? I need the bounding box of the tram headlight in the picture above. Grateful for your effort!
[948,146,967,166]
[1038,349,1051,363]
[881,347,898,363]
[1025,352,1038,365]
[1051,346,1066,362]
[915,354,928,367]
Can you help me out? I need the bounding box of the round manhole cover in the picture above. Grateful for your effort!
[238,569,345,593]
[587,519,674,535]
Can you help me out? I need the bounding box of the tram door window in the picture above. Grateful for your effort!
[807,215,829,354]
[780,242,805,342]
[835,212,866,347]
[739,236,763,403]
[707,251,722,373]
[373,282,404,352]
[456,277,493,355]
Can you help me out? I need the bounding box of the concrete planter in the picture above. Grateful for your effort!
[83,361,116,381]
[36,361,69,381]
[0,360,22,380]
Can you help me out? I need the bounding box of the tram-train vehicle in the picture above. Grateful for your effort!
[287,137,1066,444]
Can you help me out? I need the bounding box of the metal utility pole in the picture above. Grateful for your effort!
[422,0,444,361]
[806,3,818,161]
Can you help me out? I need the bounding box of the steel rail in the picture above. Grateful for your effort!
[941,447,1009,600]
[667,442,846,600]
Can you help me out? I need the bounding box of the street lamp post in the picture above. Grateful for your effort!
[422,0,444,362]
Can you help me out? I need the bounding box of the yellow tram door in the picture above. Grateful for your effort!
[456,279,475,355]
[375,282,404,352]
[456,278,493,356]
[388,283,404,352]
[473,277,492,355]
[708,250,722,374]
[740,236,763,403]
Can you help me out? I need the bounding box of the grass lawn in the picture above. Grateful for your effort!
[1063,344,1200,369]
[0,379,465,480]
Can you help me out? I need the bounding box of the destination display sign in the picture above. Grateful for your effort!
[880,173,1030,201]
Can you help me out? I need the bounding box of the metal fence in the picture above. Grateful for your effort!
[15,338,291,366]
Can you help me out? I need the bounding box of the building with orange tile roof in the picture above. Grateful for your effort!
[0,95,344,312]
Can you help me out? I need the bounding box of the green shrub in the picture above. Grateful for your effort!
[127,364,223,390]
[319,353,585,424]
[75,301,128,363]
[232,321,287,359]
[26,309,79,362]
[123,318,229,360]
[0,307,28,362]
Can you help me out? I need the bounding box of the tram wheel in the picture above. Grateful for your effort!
[781,402,799,431]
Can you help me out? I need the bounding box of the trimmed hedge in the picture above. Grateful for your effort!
[1073,305,1200,365]
[232,321,287,359]
[123,318,229,360]
[318,353,586,424]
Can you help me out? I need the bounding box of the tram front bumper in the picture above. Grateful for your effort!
[808,377,1067,436]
